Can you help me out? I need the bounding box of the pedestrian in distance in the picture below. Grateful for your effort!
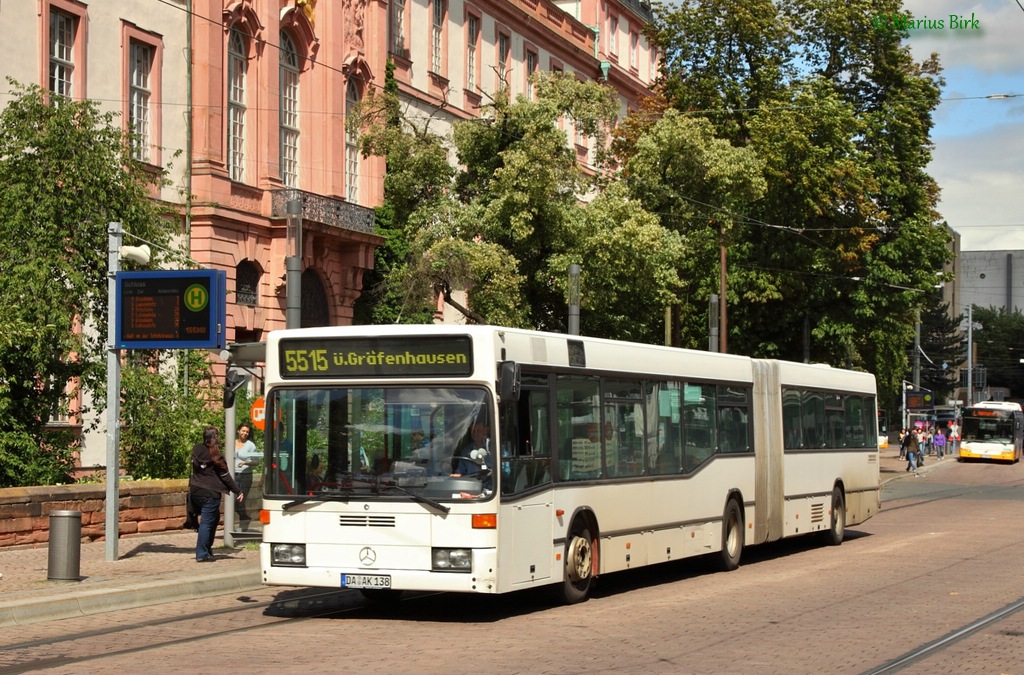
[934,427,946,459]
[233,422,260,531]
[898,428,909,460]
[905,429,921,476]
[189,426,244,562]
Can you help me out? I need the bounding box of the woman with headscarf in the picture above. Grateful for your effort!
[189,426,244,562]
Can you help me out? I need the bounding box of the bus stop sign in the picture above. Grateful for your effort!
[905,390,935,410]
[116,270,227,349]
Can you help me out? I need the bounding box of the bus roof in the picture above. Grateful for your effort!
[967,401,1023,412]
[261,324,876,395]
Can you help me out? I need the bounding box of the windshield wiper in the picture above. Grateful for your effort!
[281,478,450,513]
[379,483,450,514]
[282,491,354,510]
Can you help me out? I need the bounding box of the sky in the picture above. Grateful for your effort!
[900,0,1024,251]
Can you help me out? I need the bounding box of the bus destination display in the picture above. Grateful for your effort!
[279,336,473,378]
[116,270,226,350]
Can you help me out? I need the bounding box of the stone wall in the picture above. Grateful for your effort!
[0,479,262,547]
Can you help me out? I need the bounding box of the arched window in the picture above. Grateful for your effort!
[279,31,300,188]
[345,80,360,203]
[235,260,260,307]
[227,27,248,182]
[301,269,330,327]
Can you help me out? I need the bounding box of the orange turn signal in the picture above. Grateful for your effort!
[472,513,497,529]
[260,510,271,525]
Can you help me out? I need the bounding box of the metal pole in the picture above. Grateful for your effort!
[902,381,908,431]
[223,403,237,547]
[286,198,302,329]
[708,294,719,352]
[719,238,727,354]
[105,222,123,562]
[966,305,973,406]
[913,309,921,388]
[568,264,580,336]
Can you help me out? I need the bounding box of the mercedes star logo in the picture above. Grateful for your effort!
[359,547,377,566]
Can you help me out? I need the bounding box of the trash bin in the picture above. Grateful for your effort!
[47,510,82,581]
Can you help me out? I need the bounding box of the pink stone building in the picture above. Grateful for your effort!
[0,0,656,468]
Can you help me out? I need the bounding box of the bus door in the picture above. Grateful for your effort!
[499,371,554,588]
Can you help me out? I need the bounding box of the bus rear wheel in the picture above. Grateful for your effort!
[718,499,743,571]
[558,526,595,604]
[823,487,846,546]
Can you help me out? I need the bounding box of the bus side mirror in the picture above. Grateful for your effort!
[499,361,520,403]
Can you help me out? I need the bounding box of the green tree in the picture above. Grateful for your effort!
[352,61,455,325]
[446,73,620,329]
[970,306,1024,400]
[917,292,963,403]
[0,82,176,487]
[648,0,950,398]
[363,72,626,331]
[617,109,767,347]
[120,350,222,479]
[548,182,689,343]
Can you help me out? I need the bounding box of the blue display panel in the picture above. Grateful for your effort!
[116,270,227,349]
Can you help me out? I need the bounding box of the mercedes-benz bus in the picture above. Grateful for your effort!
[257,325,880,604]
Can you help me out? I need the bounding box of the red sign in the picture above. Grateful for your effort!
[250,396,266,430]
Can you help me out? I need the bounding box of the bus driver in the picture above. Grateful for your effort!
[452,418,493,477]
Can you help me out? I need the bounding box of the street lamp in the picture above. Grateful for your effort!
[105,222,151,562]
[567,264,580,336]
[966,305,973,406]
[285,197,302,329]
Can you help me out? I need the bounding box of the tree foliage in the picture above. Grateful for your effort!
[970,307,1024,400]
[0,82,176,487]
[647,0,950,399]
[356,72,635,333]
[120,350,222,479]
[352,62,453,325]
[916,292,963,404]
[342,1,955,413]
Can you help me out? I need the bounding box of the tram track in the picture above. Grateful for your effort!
[880,471,1024,513]
[863,595,1024,674]
[861,468,1024,673]
[0,588,367,674]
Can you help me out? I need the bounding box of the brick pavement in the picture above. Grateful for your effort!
[0,527,261,627]
[0,446,949,628]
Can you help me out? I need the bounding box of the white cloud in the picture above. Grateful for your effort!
[901,0,1024,74]
[897,0,1024,250]
[930,121,1024,249]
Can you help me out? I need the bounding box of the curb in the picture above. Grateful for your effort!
[0,568,262,628]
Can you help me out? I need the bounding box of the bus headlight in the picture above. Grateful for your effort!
[432,548,472,571]
[271,543,306,566]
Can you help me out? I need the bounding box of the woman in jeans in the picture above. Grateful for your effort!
[189,426,244,562]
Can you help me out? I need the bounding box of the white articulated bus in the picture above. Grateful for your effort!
[258,325,879,603]
[959,401,1024,463]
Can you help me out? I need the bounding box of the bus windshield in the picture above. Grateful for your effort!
[962,414,1015,444]
[264,386,496,502]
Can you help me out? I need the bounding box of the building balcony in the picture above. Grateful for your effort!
[270,189,375,236]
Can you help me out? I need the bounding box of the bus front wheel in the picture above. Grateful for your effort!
[823,487,845,546]
[718,499,743,571]
[558,526,595,604]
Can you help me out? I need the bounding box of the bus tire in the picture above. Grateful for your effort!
[718,499,743,571]
[558,526,595,604]
[823,487,845,546]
